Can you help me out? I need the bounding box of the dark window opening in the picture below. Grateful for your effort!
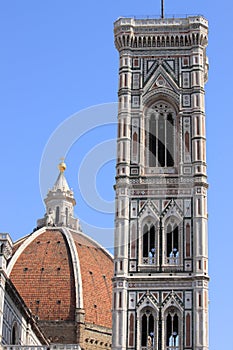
[141,310,155,347]
[167,224,179,257]
[65,207,68,226]
[149,110,175,167]
[149,117,156,167]
[12,324,18,345]
[143,224,156,261]
[167,223,179,265]
[55,206,60,225]
[166,113,174,166]
[166,313,179,347]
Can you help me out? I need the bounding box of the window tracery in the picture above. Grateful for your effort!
[139,210,184,269]
[141,308,156,349]
[140,217,158,266]
[166,223,179,265]
[142,223,156,264]
[146,102,176,168]
[164,216,182,266]
[165,308,181,350]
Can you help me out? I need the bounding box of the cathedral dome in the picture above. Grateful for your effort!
[6,162,113,346]
[7,226,113,343]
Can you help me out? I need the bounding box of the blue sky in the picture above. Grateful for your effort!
[0,0,232,348]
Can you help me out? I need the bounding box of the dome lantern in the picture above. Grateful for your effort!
[37,160,80,230]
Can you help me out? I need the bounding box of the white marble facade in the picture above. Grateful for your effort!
[113,16,209,350]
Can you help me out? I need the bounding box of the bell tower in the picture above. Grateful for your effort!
[112,15,209,350]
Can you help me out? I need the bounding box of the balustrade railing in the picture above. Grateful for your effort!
[166,257,180,265]
[142,257,156,265]
[141,256,181,266]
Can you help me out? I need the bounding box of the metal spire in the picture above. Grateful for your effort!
[161,0,164,18]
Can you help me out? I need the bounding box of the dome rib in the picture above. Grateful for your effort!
[61,227,83,309]
[71,231,113,328]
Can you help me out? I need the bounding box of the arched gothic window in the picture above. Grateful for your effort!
[65,207,69,226]
[55,206,60,225]
[141,308,155,348]
[12,322,18,345]
[166,221,180,265]
[142,223,156,264]
[166,311,180,349]
[147,102,176,168]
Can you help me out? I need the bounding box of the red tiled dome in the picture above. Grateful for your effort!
[8,227,113,329]
[72,232,112,327]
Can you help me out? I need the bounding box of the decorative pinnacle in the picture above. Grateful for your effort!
[58,157,66,173]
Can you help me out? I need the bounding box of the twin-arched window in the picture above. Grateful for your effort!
[139,307,181,349]
[140,215,182,267]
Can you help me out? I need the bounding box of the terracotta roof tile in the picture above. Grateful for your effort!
[73,232,113,328]
[10,228,113,330]
[10,230,76,321]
